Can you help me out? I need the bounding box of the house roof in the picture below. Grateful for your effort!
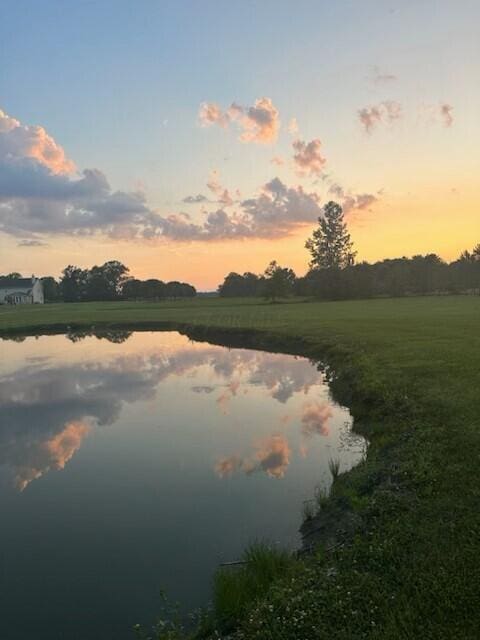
[0,278,34,289]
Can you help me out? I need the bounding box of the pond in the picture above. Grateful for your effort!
[0,330,365,639]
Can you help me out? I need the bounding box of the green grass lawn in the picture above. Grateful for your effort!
[1,295,480,639]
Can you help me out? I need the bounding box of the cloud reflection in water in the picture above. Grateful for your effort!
[0,331,349,490]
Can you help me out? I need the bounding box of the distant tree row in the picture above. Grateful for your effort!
[0,261,197,303]
[218,261,297,300]
[218,201,480,300]
[59,261,196,302]
[122,278,196,301]
[294,251,480,299]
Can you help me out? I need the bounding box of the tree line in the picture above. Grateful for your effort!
[1,261,196,303]
[3,201,478,303]
[219,201,480,300]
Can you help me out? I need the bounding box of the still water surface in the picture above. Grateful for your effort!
[0,331,365,639]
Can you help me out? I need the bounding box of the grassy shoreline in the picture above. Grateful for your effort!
[2,296,480,638]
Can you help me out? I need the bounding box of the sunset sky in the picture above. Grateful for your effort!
[0,0,478,289]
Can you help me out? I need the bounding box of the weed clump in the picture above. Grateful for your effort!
[213,542,294,634]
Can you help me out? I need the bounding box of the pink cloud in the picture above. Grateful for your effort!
[198,102,230,128]
[207,170,235,206]
[287,117,299,135]
[439,103,454,127]
[301,402,333,438]
[292,138,326,176]
[0,108,75,174]
[198,97,280,144]
[215,434,291,479]
[236,98,280,143]
[15,420,91,491]
[271,155,285,166]
[328,183,379,214]
[418,102,455,128]
[214,455,240,478]
[358,101,402,133]
[155,177,323,242]
[251,434,291,478]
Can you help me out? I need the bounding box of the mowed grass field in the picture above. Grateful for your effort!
[1,295,480,638]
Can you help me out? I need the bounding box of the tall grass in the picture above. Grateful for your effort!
[213,542,294,633]
[328,456,341,480]
[314,484,330,511]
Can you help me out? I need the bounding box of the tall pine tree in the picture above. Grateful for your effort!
[305,201,356,270]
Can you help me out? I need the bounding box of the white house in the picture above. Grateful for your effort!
[0,276,44,304]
